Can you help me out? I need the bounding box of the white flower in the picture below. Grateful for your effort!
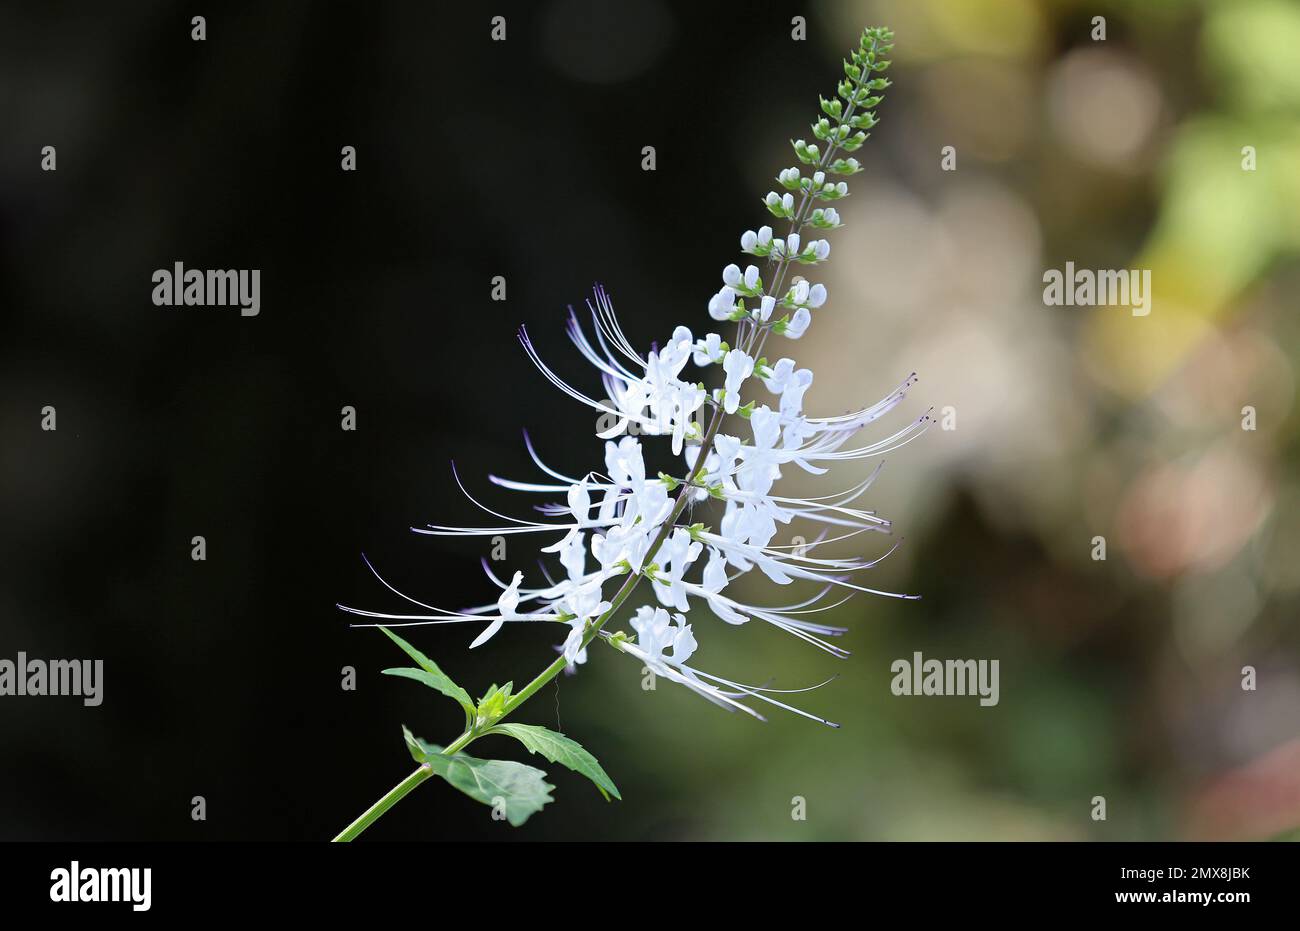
[699,547,747,624]
[556,577,609,667]
[558,530,586,582]
[470,571,524,648]
[783,308,811,339]
[722,349,754,414]
[572,321,703,455]
[540,476,591,554]
[708,285,736,320]
[651,528,702,612]
[683,433,741,502]
[592,522,651,574]
[630,606,697,669]
[777,368,813,418]
[735,406,785,497]
[758,358,790,392]
[561,627,589,667]
[692,332,726,366]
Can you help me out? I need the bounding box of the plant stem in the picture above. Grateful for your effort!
[332,731,475,841]
[332,764,432,842]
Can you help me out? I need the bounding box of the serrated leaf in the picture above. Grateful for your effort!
[402,726,554,826]
[379,626,475,716]
[489,723,621,801]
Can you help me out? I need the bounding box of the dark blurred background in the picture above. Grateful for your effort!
[2,0,1298,841]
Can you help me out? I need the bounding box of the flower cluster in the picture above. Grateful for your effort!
[344,27,923,729]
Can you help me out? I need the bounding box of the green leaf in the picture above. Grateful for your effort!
[488,723,621,801]
[382,666,473,703]
[402,724,440,762]
[402,726,554,827]
[378,626,475,716]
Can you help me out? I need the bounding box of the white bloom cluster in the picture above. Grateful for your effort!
[343,27,920,726]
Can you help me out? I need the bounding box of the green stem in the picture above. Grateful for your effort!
[332,764,432,842]
[333,731,475,841]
